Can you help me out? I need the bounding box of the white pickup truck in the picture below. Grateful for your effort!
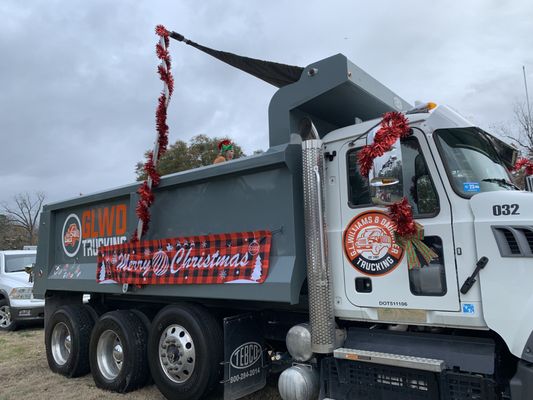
[0,250,44,331]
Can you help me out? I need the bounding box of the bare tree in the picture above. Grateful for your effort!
[1,192,46,245]
[498,102,533,157]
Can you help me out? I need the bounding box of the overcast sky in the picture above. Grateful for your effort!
[1,0,532,207]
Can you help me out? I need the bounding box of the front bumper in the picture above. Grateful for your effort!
[9,299,45,322]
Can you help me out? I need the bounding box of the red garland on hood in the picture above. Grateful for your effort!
[513,157,533,176]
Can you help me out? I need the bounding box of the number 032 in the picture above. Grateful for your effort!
[492,204,520,216]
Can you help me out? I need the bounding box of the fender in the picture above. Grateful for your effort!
[470,191,533,361]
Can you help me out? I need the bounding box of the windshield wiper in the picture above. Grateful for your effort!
[481,178,519,190]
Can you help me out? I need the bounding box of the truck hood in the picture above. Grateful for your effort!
[2,271,33,288]
[470,190,533,360]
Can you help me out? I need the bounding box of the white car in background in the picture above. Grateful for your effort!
[0,250,44,331]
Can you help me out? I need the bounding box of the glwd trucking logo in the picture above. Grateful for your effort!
[343,210,404,276]
[61,205,128,258]
[62,214,82,257]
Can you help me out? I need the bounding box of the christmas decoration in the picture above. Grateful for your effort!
[357,111,411,177]
[97,230,272,285]
[218,139,233,152]
[98,260,106,282]
[248,239,260,256]
[133,25,175,241]
[387,198,437,269]
[152,249,170,276]
[513,157,533,176]
[251,254,262,281]
[357,112,436,269]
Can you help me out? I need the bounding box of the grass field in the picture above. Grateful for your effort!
[0,327,280,400]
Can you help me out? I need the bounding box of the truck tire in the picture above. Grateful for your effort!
[148,304,223,400]
[0,299,17,331]
[83,303,108,323]
[130,308,152,332]
[45,305,94,377]
[89,310,150,393]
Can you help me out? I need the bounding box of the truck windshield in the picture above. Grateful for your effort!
[5,255,36,273]
[434,127,517,198]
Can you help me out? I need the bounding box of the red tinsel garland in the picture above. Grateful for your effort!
[133,25,174,241]
[387,198,417,236]
[144,152,160,187]
[358,111,411,177]
[513,157,533,176]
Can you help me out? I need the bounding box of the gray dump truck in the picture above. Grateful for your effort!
[33,35,533,400]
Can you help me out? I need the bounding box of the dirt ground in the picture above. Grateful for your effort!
[0,326,281,400]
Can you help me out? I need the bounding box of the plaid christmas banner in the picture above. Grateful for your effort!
[96,230,271,285]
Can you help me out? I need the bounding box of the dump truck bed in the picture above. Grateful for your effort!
[33,141,306,304]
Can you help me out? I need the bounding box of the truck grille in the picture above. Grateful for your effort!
[322,358,439,400]
[321,358,497,400]
[492,226,533,257]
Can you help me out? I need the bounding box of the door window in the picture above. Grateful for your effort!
[346,137,440,217]
[346,149,372,208]
[408,236,447,296]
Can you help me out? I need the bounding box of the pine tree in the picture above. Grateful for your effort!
[251,255,262,281]
[98,261,106,282]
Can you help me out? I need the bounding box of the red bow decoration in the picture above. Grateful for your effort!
[387,198,417,236]
[388,198,437,269]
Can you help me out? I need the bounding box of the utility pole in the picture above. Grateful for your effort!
[523,66,533,139]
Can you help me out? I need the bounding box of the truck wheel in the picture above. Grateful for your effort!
[0,299,17,331]
[45,305,94,377]
[148,304,223,400]
[89,310,149,393]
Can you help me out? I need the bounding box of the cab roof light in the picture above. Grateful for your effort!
[406,101,437,114]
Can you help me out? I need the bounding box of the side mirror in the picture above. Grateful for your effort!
[526,175,533,192]
[25,263,35,283]
[366,132,403,205]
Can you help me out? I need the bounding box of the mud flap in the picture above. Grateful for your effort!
[222,313,268,400]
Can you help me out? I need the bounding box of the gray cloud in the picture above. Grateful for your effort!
[1,0,531,207]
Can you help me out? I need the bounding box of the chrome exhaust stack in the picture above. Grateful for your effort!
[301,138,335,354]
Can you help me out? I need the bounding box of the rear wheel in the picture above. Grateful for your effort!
[0,299,17,331]
[89,310,149,393]
[45,305,94,377]
[148,304,223,400]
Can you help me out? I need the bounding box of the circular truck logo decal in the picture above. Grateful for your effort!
[62,213,82,257]
[230,342,262,369]
[343,210,404,276]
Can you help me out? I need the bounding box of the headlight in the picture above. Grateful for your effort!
[9,287,33,300]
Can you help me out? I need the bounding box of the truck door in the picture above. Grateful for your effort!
[337,130,460,312]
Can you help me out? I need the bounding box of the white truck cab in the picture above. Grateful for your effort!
[0,250,44,330]
[324,105,531,340]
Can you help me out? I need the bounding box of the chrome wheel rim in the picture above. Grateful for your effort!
[158,324,196,383]
[51,322,71,365]
[97,330,124,380]
[0,305,12,328]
